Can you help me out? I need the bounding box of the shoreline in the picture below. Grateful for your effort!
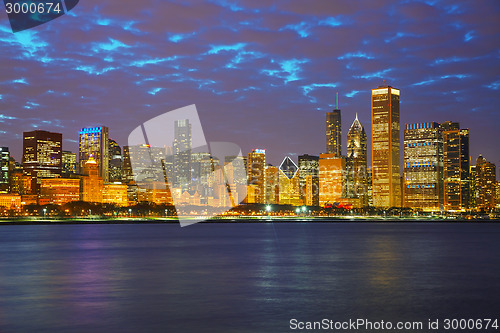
[0,217,499,225]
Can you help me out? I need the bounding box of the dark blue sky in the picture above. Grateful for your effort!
[0,0,499,169]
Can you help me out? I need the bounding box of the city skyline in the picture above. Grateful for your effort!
[0,1,499,168]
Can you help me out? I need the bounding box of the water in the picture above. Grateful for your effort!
[0,222,499,332]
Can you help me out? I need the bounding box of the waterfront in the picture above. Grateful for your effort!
[1,223,499,332]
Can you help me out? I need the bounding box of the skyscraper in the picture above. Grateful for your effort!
[403,122,443,211]
[319,153,345,206]
[23,130,62,193]
[346,114,368,207]
[173,119,191,188]
[79,126,109,183]
[62,151,77,178]
[265,165,279,204]
[326,106,341,156]
[247,149,266,204]
[0,147,9,191]
[108,138,122,183]
[278,156,301,205]
[475,155,496,212]
[298,154,319,206]
[371,85,401,208]
[441,121,470,211]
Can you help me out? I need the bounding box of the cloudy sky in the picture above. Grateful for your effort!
[0,0,499,168]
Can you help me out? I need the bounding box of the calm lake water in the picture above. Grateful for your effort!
[0,222,499,332]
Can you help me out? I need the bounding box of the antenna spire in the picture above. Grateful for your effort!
[355,113,358,121]
[336,92,339,109]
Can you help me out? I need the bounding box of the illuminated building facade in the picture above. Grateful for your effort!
[0,147,9,191]
[346,115,368,207]
[371,86,401,208]
[469,165,477,209]
[475,155,496,211]
[103,183,129,206]
[278,157,301,205]
[319,153,345,206]
[326,109,341,156]
[173,119,191,188]
[62,151,77,177]
[0,193,21,208]
[265,165,279,204]
[298,154,319,206]
[80,157,103,203]
[108,139,122,183]
[441,121,469,211]
[403,122,444,211]
[9,170,31,195]
[247,149,266,204]
[23,130,62,194]
[79,126,109,183]
[40,178,80,205]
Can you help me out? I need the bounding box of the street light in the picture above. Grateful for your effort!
[43,208,47,218]
[129,208,132,217]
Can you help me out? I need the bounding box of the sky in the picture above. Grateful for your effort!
[0,0,499,169]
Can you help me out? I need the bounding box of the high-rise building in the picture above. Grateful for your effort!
[62,151,77,178]
[126,144,166,183]
[121,146,134,184]
[475,155,496,212]
[79,126,109,183]
[23,130,62,193]
[0,147,9,191]
[469,165,477,209]
[298,154,319,206]
[346,114,368,207]
[108,139,122,183]
[247,149,266,204]
[278,156,301,205]
[403,122,444,211]
[173,119,191,188]
[371,85,401,208]
[441,121,469,211]
[265,165,279,204]
[326,109,341,156]
[225,155,247,185]
[319,153,345,206]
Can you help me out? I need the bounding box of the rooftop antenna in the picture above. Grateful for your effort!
[336,92,339,109]
[355,112,358,121]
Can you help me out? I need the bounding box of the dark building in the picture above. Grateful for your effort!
[108,138,123,183]
[62,151,77,178]
[298,154,319,206]
[23,130,62,193]
[326,109,341,156]
[441,121,470,211]
[346,114,368,207]
[0,147,9,191]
